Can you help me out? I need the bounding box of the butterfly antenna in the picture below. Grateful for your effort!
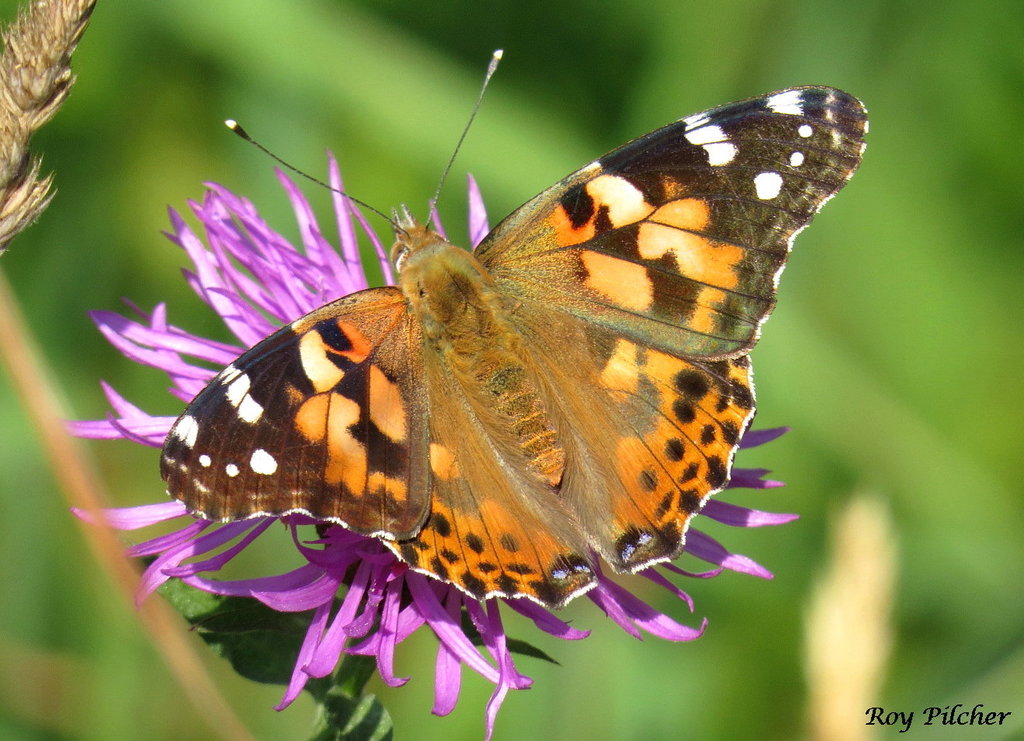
[430,49,503,212]
[224,119,403,234]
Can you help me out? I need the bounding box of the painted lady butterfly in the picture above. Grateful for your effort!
[162,87,867,607]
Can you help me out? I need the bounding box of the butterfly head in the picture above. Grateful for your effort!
[383,210,498,347]
[388,206,439,271]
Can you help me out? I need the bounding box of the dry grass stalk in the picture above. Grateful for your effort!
[0,3,258,737]
[0,0,95,252]
[805,496,898,741]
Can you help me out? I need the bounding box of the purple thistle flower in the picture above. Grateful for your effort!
[72,155,798,739]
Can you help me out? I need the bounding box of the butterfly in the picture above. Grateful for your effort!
[161,87,867,608]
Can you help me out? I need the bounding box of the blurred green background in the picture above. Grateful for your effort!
[1,0,1022,739]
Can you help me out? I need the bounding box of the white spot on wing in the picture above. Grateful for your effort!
[224,371,264,423]
[225,463,240,477]
[684,125,736,166]
[199,454,212,467]
[225,373,251,406]
[237,395,264,423]
[754,171,784,200]
[789,151,805,167]
[798,124,813,138]
[172,415,199,449]
[250,448,278,475]
[766,89,804,116]
[704,141,737,165]
[684,124,726,146]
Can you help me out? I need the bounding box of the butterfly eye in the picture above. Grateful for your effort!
[391,244,410,272]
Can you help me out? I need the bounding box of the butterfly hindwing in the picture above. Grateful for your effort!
[386,444,595,606]
[476,86,867,359]
[509,304,756,572]
[161,287,431,538]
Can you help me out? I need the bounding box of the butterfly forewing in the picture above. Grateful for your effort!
[476,86,867,359]
[161,287,431,538]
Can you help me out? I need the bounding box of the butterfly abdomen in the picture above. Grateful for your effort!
[400,236,565,484]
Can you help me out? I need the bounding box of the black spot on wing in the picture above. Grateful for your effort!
[316,319,355,354]
[705,455,728,488]
[460,570,487,598]
[674,370,710,399]
[429,512,452,537]
[399,542,421,566]
[496,574,521,595]
[335,363,410,474]
[560,183,595,229]
[673,399,696,424]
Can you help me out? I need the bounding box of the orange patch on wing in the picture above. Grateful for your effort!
[690,287,728,335]
[472,497,565,556]
[613,436,649,478]
[429,443,459,481]
[611,436,658,521]
[324,392,366,492]
[650,197,710,232]
[335,322,372,363]
[643,350,682,400]
[581,251,653,311]
[638,222,744,290]
[549,204,596,247]
[369,365,407,442]
[472,496,515,530]
[367,471,408,502]
[600,339,640,393]
[294,393,330,442]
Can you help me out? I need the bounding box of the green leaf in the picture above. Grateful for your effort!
[158,577,315,686]
[310,683,393,740]
[307,655,393,740]
[160,580,392,740]
[505,636,560,665]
